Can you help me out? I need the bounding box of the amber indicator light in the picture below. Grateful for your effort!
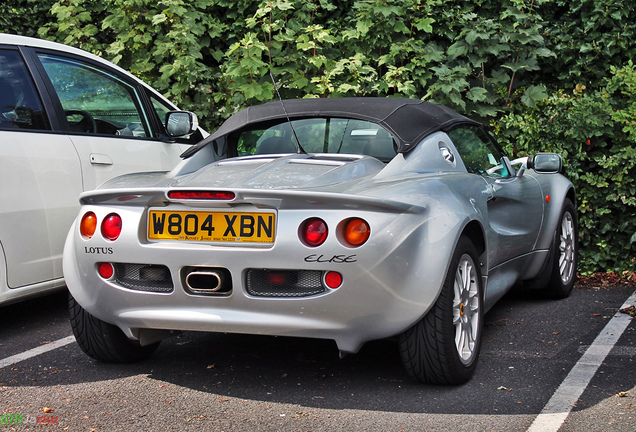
[343,218,370,247]
[80,212,97,239]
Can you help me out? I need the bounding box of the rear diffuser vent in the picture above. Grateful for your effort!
[246,269,325,297]
[113,263,173,293]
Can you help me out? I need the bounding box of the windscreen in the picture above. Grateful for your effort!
[235,118,397,162]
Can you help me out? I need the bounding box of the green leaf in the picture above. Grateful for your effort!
[449,92,466,109]
[466,87,489,102]
[521,85,548,108]
[152,14,168,25]
[414,17,435,33]
[447,40,468,58]
[356,20,371,36]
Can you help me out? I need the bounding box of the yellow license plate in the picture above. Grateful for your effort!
[148,210,275,243]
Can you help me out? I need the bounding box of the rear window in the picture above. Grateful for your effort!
[235,118,397,162]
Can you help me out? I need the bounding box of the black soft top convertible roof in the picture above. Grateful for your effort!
[182,97,480,158]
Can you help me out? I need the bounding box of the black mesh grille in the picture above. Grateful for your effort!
[246,269,325,297]
[113,263,173,293]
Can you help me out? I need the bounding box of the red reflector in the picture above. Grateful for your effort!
[98,263,114,279]
[168,191,235,200]
[324,271,342,289]
[101,213,122,241]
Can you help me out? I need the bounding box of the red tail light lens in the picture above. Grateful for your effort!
[80,212,97,239]
[101,213,122,241]
[343,218,370,247]
[300,218,328,247]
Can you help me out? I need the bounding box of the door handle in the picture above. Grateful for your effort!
[90,153,113,165]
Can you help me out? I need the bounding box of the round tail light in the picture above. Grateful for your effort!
[300,218,328,247]
[101,213,122,241]
[80,212,97,239]
[343,218,370,247]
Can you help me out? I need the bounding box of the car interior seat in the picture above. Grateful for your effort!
[363,129,397,160]
[255,136,298,154]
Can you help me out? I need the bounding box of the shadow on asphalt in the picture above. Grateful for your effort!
[1,285,634,416]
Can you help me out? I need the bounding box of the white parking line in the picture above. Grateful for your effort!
[528,290,636,432]
[0,335,75,369]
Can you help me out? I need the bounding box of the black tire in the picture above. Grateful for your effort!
[398,236,483,385]
[69,294,159,363]
[545,199,578,299]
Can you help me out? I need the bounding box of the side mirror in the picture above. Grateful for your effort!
[530,153,562,174]
[165,111,198,138]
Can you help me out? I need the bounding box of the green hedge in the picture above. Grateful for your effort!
[2,0,635,273]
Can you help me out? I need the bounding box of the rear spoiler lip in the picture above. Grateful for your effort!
[78,187,422,214]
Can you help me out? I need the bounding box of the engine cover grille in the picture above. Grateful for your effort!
[246,269,325,297]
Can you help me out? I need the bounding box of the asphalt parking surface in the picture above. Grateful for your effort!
[1,283,634,431]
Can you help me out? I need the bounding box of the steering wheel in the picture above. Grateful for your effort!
[65,110,97,134]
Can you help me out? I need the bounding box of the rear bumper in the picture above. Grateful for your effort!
[63,204,453,354]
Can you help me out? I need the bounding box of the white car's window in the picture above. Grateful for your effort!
[448,126,511,178]
[37,53,150,137]
[236,118,397,162]
[0,49,49,131]
[151,95,171,126]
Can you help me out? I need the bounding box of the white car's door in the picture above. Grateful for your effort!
[0,131,82,287]
[35,52,188,190]
[0,48,82,288]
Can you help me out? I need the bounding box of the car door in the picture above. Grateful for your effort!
[32,51,190,191]
[0,47,83,288]
[448,126,544,268]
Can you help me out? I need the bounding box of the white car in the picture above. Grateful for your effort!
[0,34,203,305]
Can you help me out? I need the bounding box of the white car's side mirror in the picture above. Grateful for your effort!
[165,111,198,138]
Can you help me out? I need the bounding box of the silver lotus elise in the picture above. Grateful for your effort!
[63,98,577,384]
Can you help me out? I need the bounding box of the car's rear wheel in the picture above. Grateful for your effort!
[545,199,578,299]
[399,236,483,384]
[69,294,159,363]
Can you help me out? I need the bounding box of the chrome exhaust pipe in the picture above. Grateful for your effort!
[183,268,232,295]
